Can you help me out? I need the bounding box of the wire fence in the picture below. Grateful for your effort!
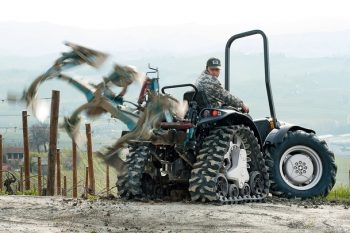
[1,154,117,199]
[0,98,119,199]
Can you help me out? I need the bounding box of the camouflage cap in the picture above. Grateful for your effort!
[206,57,221,69]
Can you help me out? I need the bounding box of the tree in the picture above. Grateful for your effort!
[29,123,50,152]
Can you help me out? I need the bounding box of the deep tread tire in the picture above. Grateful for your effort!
[265,130,337,198]
[189,125,269,202]
[116,146,150,198]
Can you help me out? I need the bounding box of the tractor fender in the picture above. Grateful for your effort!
[264,124,315,147]
[197,111,262,146]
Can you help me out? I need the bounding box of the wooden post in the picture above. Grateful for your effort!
[85,167,89,196]
[22,111,30,190]
[47,90,60,196]
[38,157,42,196]
[72,140,78,198]
[63,176,67,196]
[85,124,95,194]
[20,166,23,192]
[0,134,2,191]
[42,175,46,196]
[106,164,110,196]
[56,149,61,195]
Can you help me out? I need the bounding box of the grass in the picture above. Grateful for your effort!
[326,185,350,202]
[334,155,350,187]
[320,155,350,202]
[19,189,38,196]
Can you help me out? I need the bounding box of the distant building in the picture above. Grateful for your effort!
[2,147,24,170]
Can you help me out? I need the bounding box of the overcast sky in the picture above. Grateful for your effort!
[1,0,350,34]
[1,0,350,135]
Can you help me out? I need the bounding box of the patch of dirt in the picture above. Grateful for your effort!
[0,195,349,233]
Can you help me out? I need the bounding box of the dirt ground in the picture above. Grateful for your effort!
[0,195,349,233]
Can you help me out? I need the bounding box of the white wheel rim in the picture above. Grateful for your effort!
[279,145,323,191]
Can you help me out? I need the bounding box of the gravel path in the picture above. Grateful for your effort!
[0,195,349,233]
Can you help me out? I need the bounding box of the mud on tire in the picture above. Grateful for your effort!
[189,125,269,203]
[265,130,337,198]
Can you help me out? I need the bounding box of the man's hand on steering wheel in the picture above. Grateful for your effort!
[241,103,249,113]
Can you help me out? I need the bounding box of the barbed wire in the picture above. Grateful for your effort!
[95,185,117,196]
[0,97,51,103]
[3,170,117,197]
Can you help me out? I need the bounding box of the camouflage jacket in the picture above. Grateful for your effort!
[195,70,243,108]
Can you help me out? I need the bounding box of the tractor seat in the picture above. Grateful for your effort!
[183,90,211,109]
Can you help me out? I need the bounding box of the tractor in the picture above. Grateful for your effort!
[17,30,336,203]
[117,30,337,203]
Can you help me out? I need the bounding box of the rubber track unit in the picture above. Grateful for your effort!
[189,125,270,204]
[116,146,150,198]
[265,130,337,198]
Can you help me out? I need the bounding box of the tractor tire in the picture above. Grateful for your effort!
[116,145,152,199]
[265,130,337,198]
[189,125,269,203]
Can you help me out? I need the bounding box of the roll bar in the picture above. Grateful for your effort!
[224,29,277,127]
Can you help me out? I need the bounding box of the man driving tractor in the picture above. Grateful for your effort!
[195,57,249,113]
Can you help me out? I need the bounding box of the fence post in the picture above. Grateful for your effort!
[38,157,42,196]
[47,90,60,196]
[106,164,110,196]
[20,166,23,192]
[63,176,67,196]
[0,134,2,191]
[72,140,78,198]
[85,167,89,196]
[85,124,95,194]
[56,149,61,195]
[42,175,46,196]
[22,111,30,190]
